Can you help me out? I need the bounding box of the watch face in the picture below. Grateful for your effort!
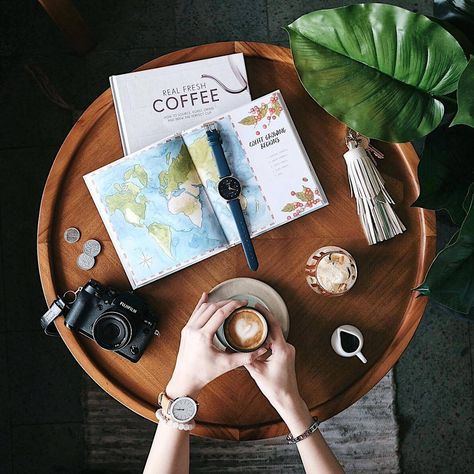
[218,176,241,200]
[170,397,198,423]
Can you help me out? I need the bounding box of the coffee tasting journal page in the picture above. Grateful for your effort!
[84,91,328,288]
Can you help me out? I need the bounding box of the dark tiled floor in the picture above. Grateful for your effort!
[395,212,474,473]
[0,147,56,332]
[1,3,87,472]
[11,423,84,474]
[0,332,12,474]
[79,0,176,52]
[7,333,83,426]
[175,0,269,46]
[395,300,474,473]
[1,1,472,473]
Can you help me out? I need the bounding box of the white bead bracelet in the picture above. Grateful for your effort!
[155,408,196,431]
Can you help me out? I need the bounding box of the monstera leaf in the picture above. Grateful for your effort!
[413,124,474,224]
[451,57,474,127]
[287,3,467,142]
[416,187,474,315]
[451,0,474,17]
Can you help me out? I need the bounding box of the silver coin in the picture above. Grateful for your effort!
[64,227,80,244]
[77,253,95,271]
[83,239,101,257]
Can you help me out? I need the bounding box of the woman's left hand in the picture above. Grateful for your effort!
[166,293,267,399]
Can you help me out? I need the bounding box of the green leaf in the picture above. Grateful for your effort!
[463,183,474,213]
[451,57,474,127]
[239,116,257,126]
[287,3,467,142]
[413,124,474,225]
[451,0,474,17]
[295,191,309,202]
[273,102,282,116]
[281,203,297,212]
[416,188,474,315]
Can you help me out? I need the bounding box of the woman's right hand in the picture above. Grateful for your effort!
[245,306,314,435]
[244,305,304,414]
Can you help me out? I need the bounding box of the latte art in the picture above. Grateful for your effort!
[234,319,260,342]
[224,308,268,351]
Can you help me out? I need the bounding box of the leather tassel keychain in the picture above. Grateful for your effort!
[344,129,406,245]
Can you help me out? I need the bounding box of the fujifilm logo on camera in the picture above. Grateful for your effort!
[120,301,137,313]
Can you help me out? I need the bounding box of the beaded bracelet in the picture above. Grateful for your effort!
[155,408,196,431]
[286,417,320,444]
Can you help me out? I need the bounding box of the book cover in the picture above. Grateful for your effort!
[110,53,251,155]
[84,91,328,289]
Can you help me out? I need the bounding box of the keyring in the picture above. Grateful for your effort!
[345,128,360,149]
[61,287,83,304]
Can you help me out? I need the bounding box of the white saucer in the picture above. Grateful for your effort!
[208,277,289,350]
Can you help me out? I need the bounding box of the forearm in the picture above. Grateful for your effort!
[144,422,190,474]
[276,396,344,474]
[144,379,202,474]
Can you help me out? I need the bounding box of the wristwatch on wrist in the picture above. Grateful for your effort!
[206,124,259,271]
[158,391,199,423]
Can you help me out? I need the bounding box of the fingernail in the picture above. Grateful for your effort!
[256,347,267,356]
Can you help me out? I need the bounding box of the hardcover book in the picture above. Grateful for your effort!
[110,53,251,154]
[84,91,328,289]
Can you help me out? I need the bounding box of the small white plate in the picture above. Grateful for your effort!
[208,277,290,350]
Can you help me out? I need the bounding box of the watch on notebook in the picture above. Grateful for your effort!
[206,125,259,271]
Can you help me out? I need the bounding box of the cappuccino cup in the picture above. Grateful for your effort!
[216,306,268,353]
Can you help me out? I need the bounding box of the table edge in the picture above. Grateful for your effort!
[36,41,437,441]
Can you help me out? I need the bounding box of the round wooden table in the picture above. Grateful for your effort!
[37,42,436,440]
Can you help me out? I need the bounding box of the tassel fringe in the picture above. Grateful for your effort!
[356,194,406,245]
[343,135,406,245]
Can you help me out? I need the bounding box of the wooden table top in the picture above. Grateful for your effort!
[37,41,436,441]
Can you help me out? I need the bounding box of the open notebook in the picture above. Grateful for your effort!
[84,91,328,288]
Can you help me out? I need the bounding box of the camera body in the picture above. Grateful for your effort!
[64,280,157,363]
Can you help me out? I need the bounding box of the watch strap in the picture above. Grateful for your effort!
[206,128,231,178]
[158,391,173,418]
[228,199,259,271]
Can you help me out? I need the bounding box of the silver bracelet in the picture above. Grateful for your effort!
[286,417,320,444]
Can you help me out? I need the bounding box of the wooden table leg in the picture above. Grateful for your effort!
[38,0,96,55]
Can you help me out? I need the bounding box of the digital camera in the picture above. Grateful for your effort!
[64,280,157,363]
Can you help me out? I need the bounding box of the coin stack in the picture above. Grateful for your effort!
[77,239,101,270]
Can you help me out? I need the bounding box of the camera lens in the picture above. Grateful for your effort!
[92,312,132,351]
